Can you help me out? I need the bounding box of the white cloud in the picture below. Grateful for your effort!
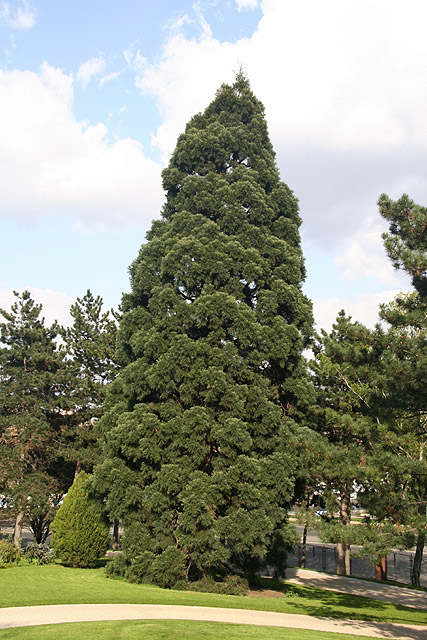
[313,289,409,334]
[77,56,106,87]
[0,287,75,327]
[123,44,147,71]
[129,0,427,250]
[0,63,164,228]
[0,1,35,29]
[235,0,259,11]
[334,218,409,287]
[133,0,427,158]
[99,70,123,87]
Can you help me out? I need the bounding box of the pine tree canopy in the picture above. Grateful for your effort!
[96,73,313,585]
[378,193,427,298]
[0,291,69,526]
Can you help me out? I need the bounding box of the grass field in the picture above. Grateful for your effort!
[0,620,382,640]
[0,619,384,640]
[1,564,426,628]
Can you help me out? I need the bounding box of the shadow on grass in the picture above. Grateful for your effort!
[253,578,426,628]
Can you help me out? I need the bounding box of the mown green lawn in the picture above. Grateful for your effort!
[0,620,379,640]
[0,564,426,628]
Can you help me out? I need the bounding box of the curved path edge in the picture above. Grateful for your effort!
[286,568,427,610]
[0,604,426,639]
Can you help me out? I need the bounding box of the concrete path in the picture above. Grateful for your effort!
[1,604,427,639]
[287,568,427,610]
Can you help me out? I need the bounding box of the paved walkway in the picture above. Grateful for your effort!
[0,603,426,639]
[287,568,427,610]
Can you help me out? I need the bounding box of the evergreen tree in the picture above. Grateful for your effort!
[376,292,427,585]
[51,471,110,568]
[62,290,118,478]
[377,193,427,585]
[95,73,313,586]
[0,291,69,547]
[378,193,427,297]
[310,312,380,575]
[311,310,418,580]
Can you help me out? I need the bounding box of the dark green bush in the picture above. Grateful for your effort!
[51,471,110,568]
[152,546,188,589]
[190,573,248,595]
[105,552,128,578]
[125,550,156,584]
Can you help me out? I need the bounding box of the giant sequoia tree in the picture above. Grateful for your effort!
[96,74,313,586]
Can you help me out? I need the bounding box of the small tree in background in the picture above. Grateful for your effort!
[51,471,110,568]
[0,291,70,548]
[62,290,118,479]
[310,312,380,575]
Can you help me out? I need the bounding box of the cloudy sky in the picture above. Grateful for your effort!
[0,0,422,330]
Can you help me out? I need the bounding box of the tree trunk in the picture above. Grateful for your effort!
[337,486,351,576]
[74,460,82,481]
[411,529,425,587]
[301,493,311,569]
[301,524,307,569]
[345,543,351,576]
[13,511,24,549]
[375,555,387,581]
[112,519,120,550]
[337,542,346,574]
[29,513,51,544]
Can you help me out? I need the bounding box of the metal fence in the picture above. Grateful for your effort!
[287,543,427,587]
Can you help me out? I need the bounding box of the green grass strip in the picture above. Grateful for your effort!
[0,565,425,627]
[0,620,379,640]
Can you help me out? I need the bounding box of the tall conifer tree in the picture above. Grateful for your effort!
[62,290,118,478]
[0,291,69,547]
[96,73,313,585]
[377,193,427,585]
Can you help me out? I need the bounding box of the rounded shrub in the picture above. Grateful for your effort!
[51,471,110,568]
[0,538,21,566]
[22,542,55,565]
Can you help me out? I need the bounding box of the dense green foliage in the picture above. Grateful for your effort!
[51,471,110,568]
[94,73,313,587]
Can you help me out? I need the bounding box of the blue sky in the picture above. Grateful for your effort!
[1,0,423,330]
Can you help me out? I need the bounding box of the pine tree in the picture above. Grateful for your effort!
[310,311,378,575]
[95,73,313,586]
[62,290,118,478]
[311,310,419,580]
[378,193,427,297]
[377,193,427,585]
[0,291,69,547]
